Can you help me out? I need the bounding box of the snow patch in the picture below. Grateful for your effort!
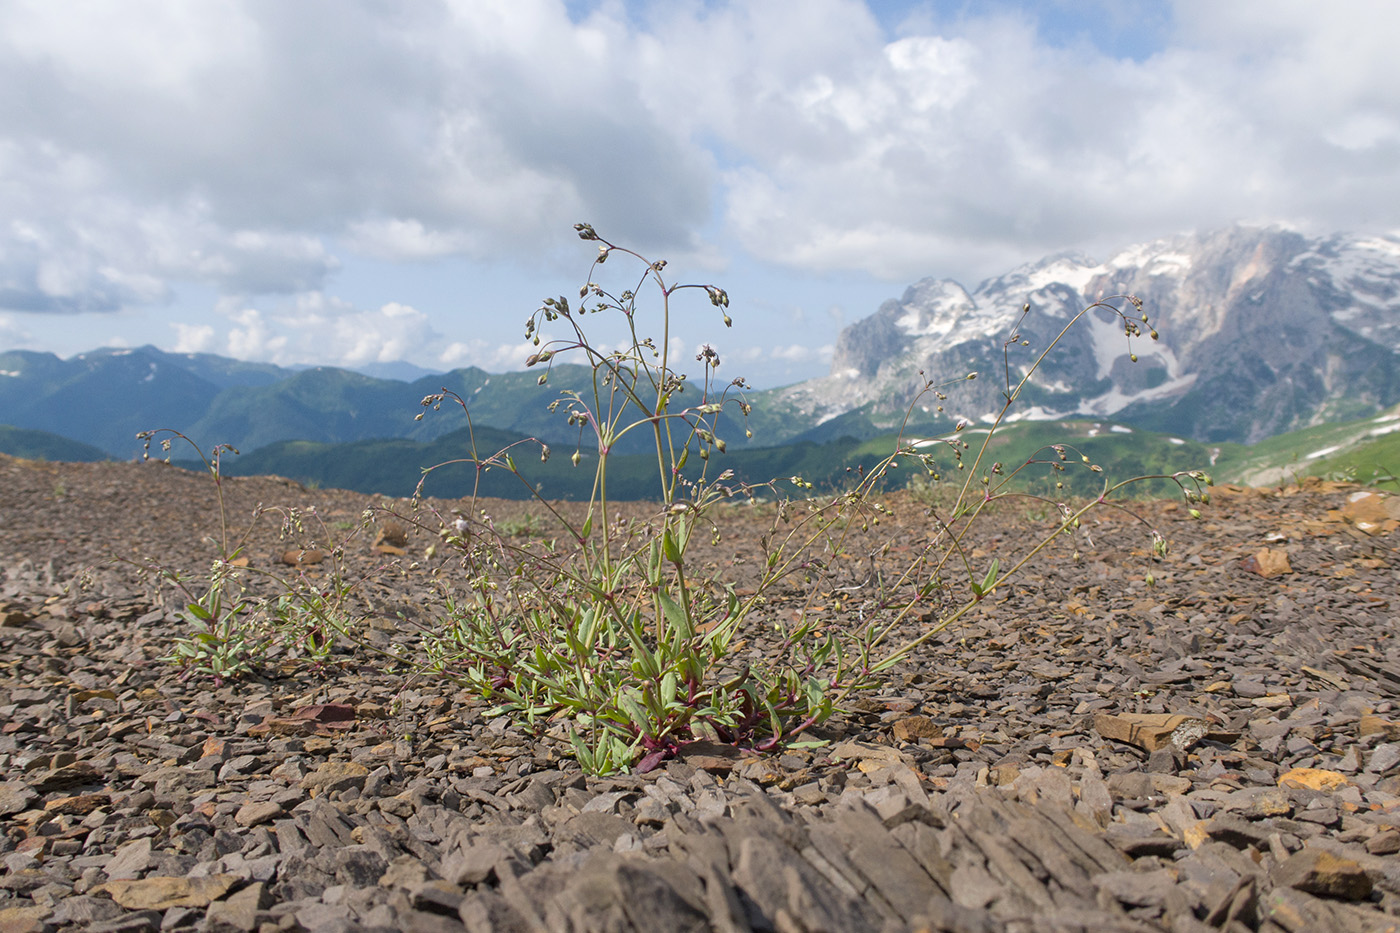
[895,281,975,339]
[1168,437,1186,445]
[1075,372,1198,417]
[1146,252,1192,275]
[1306,445,1342,460]
[1368,422,1400,438]
[1085,307,1130,379]
[1110,425,1133,434]
[1026,257,1103,293]
[0,370,20,378]
[1002,405,1063,422]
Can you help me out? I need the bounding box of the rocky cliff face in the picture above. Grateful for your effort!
[771,226,1400,444]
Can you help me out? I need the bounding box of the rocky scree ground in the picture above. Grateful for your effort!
[1,454,1400,932]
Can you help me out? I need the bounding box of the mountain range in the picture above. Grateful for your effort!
[759,225,1400,445]
[3,224,1399,464]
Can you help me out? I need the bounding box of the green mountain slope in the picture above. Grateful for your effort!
[0,426,110,462]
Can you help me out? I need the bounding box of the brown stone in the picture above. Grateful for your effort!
[26,762,101,792]
[1341,490,1400,535]
[300,761,369,797]
[234,800,284,827]
[374,522,409,549]
[1270,849,1373,901]
[1278,768,1351,792]
[291,703,357,725]
[43,792,108,815]
[1359,714,1400,740]
[892,715,944,743]
[1094,713,1210,752]
[0,904,52,933]
[96,875,238,910]
[0,608,33,627]
[1240,547,1292,577]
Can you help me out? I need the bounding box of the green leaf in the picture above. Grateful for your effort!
[619,694,652,732]
[662,526,681,565]
[786,738,831,750]
[658,590,693,642]
[569,730,594,770]
[579,605,601,653]
[661,671,679,707]
[647,540,663,583]
[624,623,660,680]
[969,558,1000,599]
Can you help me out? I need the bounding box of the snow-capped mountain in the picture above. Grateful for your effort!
[768,226,1400,444]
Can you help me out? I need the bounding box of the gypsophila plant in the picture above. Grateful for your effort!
[399,224,1207,775]
[132,430,378,683]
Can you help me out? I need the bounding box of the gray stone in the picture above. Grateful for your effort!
[201,881,270,933]
[553,812,632,851]
[824,804,941,921]
[537,852,708,933]
[442,841,511,887]
[293,901,355,932]
[88,910,165,933]
[1205,815,1274,850]
[731,833,883,932]
[457,889,535,933]
[408,879,465,917]
[49,894,124,926]
[1367,743,1400,774]
[333,846,389,888]
[105,837,155,881]
[0,781,39,816]
[1093,868,1178,908]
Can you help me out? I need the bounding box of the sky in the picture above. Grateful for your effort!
[2,0,1399,389]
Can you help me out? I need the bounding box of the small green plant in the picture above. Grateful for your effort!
[162,560,264,683]
[493,511,547,538]
[133,430,374,682]
[135,433,266,684]
[405,224,1207,775]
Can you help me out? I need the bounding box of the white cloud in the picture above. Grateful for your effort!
[439,339,541,373]
[224,306,288,362]
[0,0,711,315]
[211,295,453,369]
[731,343,833,365]
[636,0,1400,282]
[0,313,32,349]
[2,0,1400,388]
[171,322,216,354]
